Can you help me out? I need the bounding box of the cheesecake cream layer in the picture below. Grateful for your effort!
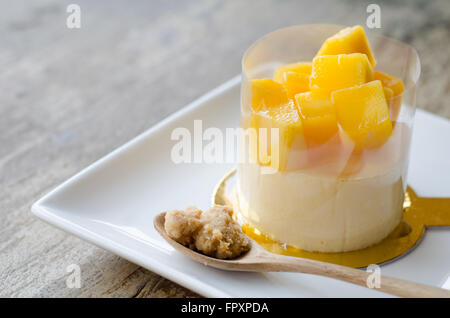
[237,162,405,252]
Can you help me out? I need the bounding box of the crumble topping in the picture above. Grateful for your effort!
[164,205,250,259]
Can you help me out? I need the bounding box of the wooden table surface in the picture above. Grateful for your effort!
[1,0,449,297]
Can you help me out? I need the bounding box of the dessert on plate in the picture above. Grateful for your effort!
[237,25,417,253]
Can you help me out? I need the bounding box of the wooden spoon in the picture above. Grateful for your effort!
[154,212,450,298]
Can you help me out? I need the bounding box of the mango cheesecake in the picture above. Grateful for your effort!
[237,25,414,253]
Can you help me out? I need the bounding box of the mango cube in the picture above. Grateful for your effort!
[250,102,305,170]
[373,71,404,96]
[280,71,310,99]
[295,92,339,145]
[273,62,312,83]
[250,79,289,111]
[310,53,373,94]
[383,87,394,101]
[316,25,376,67]
[332,80,393,149]
[374,71,404,121]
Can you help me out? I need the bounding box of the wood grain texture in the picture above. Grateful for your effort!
[0,0,449,297]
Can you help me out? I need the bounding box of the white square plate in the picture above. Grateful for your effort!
[32,76,450,297]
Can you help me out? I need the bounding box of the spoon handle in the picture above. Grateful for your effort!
[263,255,450,298]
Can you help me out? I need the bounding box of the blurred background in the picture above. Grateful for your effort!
[1,0,449,297]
